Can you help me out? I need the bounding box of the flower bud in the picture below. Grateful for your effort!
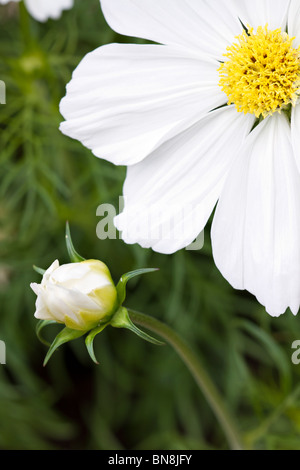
[31,259,118,331]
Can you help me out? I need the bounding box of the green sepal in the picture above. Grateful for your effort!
[110,307,164,346]
[65,222,86,263]
[43,327,87,367]
[33,265,46,275]
[85,323,109,365]
[116,268,159,305]
[36,319,58,346]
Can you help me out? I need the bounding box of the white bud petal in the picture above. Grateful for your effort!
[31,260,117,330]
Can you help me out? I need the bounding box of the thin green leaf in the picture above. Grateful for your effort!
[36,320,58,347]
[116,268,159,305]
[43,327,87,367]
[33,265,46,275]
[111,307,164,346]
[85,323,109,364]
[65,222,85,263]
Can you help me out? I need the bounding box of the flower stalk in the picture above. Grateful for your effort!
[128,309,244,451]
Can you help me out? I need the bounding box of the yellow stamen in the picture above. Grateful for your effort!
[218,25,300,118]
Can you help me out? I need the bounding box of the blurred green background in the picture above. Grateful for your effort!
[1,0,300,451]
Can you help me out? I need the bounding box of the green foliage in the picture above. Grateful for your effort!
[65,222,85,263]
[1,0,300,450]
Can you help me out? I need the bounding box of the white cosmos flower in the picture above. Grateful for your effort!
[0,0,73,22]
[60,0,300,318]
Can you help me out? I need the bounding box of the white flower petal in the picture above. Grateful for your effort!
[50,263,90,283]
[60,43,225,166]
[42,259,60,284]
[100,0,242,60]
[51,261,112,294]
[33,290,53,321]
[0,0,20,4]
[0,0,73,20]
[24,0,73,22]
[291,105,300,173]
[34,309,53,321]
[288,0,300,46]
[30,282,40,296]
[115,106,255,254]
[44,283,101,325]
[212,113,300,317]
[231,0,290,31]
[34,285,67,323]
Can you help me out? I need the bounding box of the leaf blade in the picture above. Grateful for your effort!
[43,327,87,366]
[85,323,109,364]
[116,268,159,305]
[36,319,58,347]
[65,222,85,263]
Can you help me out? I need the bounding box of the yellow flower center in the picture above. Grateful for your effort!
[218,25,300,118]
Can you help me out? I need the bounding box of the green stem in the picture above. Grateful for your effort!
[19,1,33,48]
[245,383,300,447]
[128,309,244,451]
